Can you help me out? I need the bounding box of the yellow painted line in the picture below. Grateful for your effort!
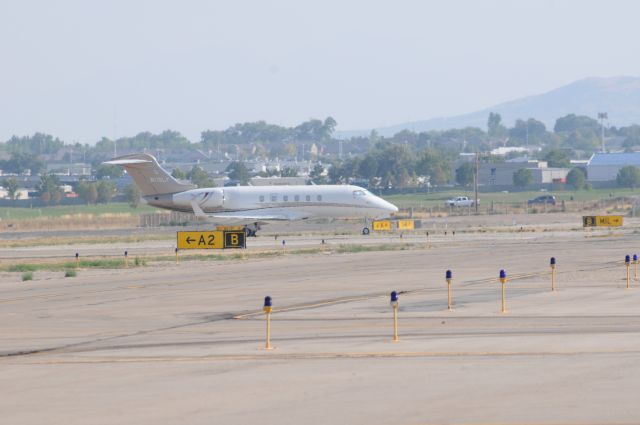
[234,264,627,319]
[7,348,640,365]
[234,294,386,319]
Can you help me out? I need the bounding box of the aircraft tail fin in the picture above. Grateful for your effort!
[104,153,196,196]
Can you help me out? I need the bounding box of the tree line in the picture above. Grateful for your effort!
[4,113,640,174]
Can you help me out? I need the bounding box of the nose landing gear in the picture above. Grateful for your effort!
[362,218,371,235]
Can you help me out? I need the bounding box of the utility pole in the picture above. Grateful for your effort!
[474,152,479,214]
[598,112,608,152]
[113,106,118,158]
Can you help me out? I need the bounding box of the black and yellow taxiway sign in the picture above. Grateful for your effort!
[373,220,392,231]
[397,219,415,230]
[223,231,246,248]
[177,231,224,249]
[177,230,246,249]
[583,215,623,227]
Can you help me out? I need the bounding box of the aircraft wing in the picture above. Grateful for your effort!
[190,202,310,225]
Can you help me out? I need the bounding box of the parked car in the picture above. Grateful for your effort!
[527,195,556,206]
[445,196,478,207]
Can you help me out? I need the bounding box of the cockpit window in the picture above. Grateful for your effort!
[353,190,366,197]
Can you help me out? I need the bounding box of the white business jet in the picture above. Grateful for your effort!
[105,154,398,235]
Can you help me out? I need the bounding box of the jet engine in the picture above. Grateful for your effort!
[172,188,224,210]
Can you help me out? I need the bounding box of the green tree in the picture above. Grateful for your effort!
[171,167,186,180]
[96,164,124,180]
[76,181,98,204]
[187,166,213,188]
[323,116,337,140]
[416,149,452,185]
[487,112,507,138]
[3,177,19,200]
[96,181,116,203]
[280,167,298,177]
[543,149,570,168]
[455,162,475,186]
[86,184,99,204]
[357,155,379,181]
[554,114,599,133]
[513,168,533,188]
[566,168,587,190]
[226,161,250,184]
[309,164,327,184]
[6,133,64,155]
[621,125,640,148]
[37,174,62,204]
[0,152,45,175]
[370,143,415,188]
[508,118,548,145]
[616,166,640,188]
[564,129,600,151]
[124,184,141,208]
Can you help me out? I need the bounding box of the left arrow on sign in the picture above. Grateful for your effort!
[186,236,194,244]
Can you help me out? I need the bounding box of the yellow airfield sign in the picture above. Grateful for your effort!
[216,225,245,231]
[177,230,246,249]
[582,215,623,227]
[397,219,415,230]
[373,220,392,231]
[177,231,224,249]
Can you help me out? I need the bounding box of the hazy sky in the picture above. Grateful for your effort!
[1,0,639,143]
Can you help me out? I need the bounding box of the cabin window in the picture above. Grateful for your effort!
[294,195,300,202]
[352,190,366,198]
[306,195,311,202]
[259,195,265,202]
[317,195,322,202]
[270,194,277,202]
[283,195,288,202]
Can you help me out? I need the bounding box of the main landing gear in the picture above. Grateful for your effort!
[244,223,260,237]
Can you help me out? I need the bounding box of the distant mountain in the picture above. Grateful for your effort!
[337,76,640,138]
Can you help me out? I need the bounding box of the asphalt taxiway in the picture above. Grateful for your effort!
[2,224,640,424]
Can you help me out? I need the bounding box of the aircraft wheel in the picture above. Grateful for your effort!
[362,227,370,235]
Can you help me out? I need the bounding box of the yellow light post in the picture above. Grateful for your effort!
[175,248,179,265]
[263,296,273,350]
[550,257,557,292]
[446,270,453,311]
[390,291,399,342]
[625,255,631,289]
[75,252,79,270]
[499,269,508,314]
[634,255,638,281]
[124,250,129,268]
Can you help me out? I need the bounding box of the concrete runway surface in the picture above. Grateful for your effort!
[2,226,640,424]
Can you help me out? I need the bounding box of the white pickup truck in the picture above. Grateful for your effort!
[444,196,478,207]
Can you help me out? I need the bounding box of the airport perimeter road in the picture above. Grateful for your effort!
[2,231,640,424]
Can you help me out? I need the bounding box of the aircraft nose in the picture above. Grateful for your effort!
[376,197,398,213]
[386,201,399,213]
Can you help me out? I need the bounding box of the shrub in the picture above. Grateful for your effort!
[22,272,33,281]
[617,166,640,188]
